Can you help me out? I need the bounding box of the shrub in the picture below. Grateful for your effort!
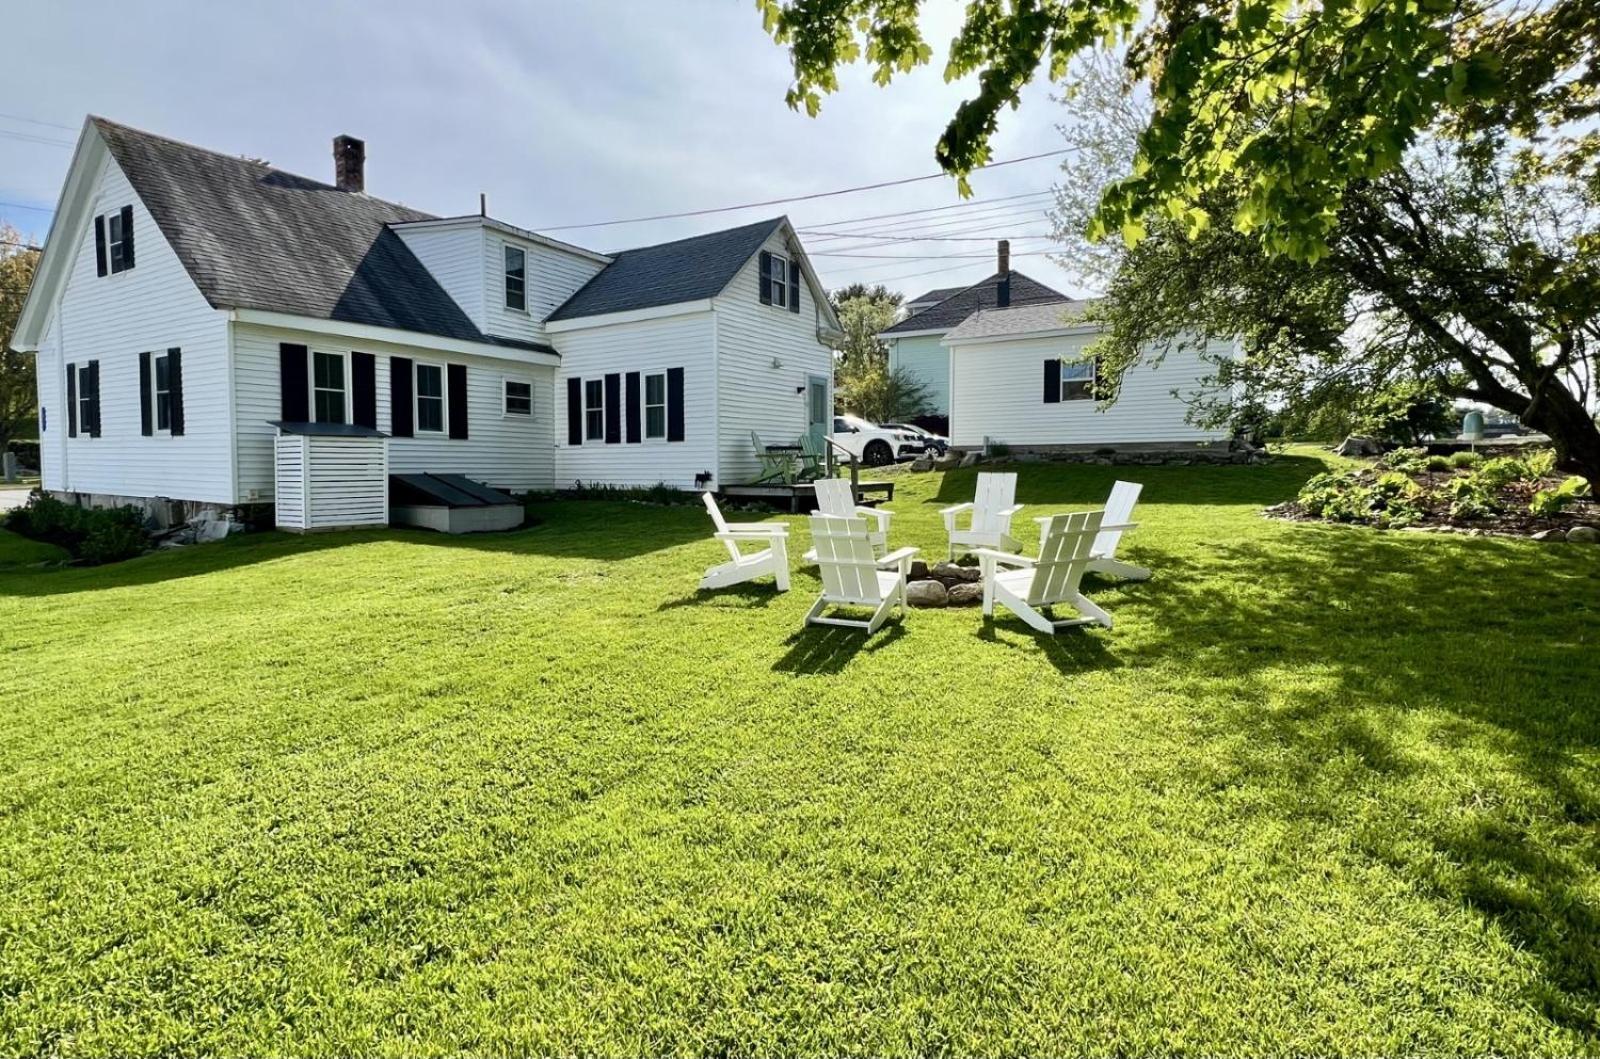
[1474,456,1540,490]
[1296,470,1424,527]
[1425,455,1453,472]
[1523,449,1558,479]
[1530,476,1591,517]
[1381,447,1432,474]
[1441,476,1500,520]
[1450,451,1482,470]
[557,481,693,505]
[2,494,149,564]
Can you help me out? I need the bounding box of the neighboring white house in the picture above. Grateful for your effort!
[9,118,841,521]
[880,242,1235,451]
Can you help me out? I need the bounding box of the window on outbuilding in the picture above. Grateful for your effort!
[644,372,667,439]
[416,363,446,432]
[584,379,605,440]
[504,379,532,416]
[1059,357,1095,401]
[504,245,526,311]
[312,351,347,423]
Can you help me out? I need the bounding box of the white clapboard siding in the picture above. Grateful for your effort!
[39,148,232,501]
[482,231,607,345]
[274,433,388,531]
[396,225,485,324]
[949,331,1237,449]
[711,228,836,486]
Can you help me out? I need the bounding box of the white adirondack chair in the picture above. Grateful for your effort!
[699,492,790,592]
[1088,480,1150,581]
[804,514,920,635]
[803,477,892,560]
[977,510,1113,633]
[940,472,1024,559]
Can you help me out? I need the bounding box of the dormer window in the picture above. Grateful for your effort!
[504,245,526,311]
[94,205,135,276]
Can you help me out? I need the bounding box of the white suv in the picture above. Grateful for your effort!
[831,415,927,466]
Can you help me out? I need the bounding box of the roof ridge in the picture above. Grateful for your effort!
[606,215,786,257]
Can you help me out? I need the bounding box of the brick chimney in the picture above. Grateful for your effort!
[334,135,365,193]
[996,238,1011,308]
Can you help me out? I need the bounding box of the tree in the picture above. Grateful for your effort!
[758,0,1597,260]
[829,284,902,373]
[836,364,932,424]
[0,224,40,455]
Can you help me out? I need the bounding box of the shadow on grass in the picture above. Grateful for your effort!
[772,620,907,675]
[657,583,786,612]
[924,453,1330,509]
[976,614,1124,675]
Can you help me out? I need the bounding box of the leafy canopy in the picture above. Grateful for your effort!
[758,0,1598,259]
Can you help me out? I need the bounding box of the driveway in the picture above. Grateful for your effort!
[0,485,36,513]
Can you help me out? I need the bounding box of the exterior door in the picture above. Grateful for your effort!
[806,374,830,447]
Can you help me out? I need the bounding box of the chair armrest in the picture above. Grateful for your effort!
[1100,522,1138,532]
[940,501,972,531]
[999,504,1025,518]
[855,506,892,529]
[972,548,1033,568]
[716,528,787,541]
[877,546,920,576]
[938,502,974,516]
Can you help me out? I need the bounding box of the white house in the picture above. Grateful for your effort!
[881,242,1235,451]
[9,118,841,525]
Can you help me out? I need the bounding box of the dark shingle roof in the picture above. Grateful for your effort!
[905,285,964,308]
[93,118,537,349]
[547,218,784,321]
[882,271,1069,335]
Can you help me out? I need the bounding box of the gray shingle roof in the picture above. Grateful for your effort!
[547,218,785,321]
[93,118,553,353]
[941,298,1102,342]
[905,285,964,308]
[881,271,1069,335]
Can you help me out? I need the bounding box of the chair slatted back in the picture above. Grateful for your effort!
[750,430,766,453]
[703,493,741,561]
[812,478,854,518]
[972,472,1018,533]
[1027,510,1103,607]
[1095,480,1141,557]
[809,514,883,603]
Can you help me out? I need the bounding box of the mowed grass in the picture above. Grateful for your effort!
[1,448,1597,1055]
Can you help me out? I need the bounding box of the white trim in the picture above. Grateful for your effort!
[12,121,106,352]
[768,251,790,309]
[502,243,528,313]
[582,376,606,441]
[150,349,175,436]
[310,348,351,425]
[878,326,949,340]
[643,370,668,440]
[388,215,614,266]
[545,299,714,332]
[226,310,561,366]
[413,360,448,435]
[501,375,534,418]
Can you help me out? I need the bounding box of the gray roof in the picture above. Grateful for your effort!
[905,285,965,308]
[881,271,1070,335]
[548,217,785,321]
[941,298,1103,342]
[94,118,553,353]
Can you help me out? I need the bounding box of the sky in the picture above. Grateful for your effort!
[0,0,1089,304]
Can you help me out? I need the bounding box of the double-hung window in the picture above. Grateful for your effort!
[504,379,532,416]
[768,253,789,308]
[584,379,604,440]
[312,350,347,423]
[153,350,174,432]
[77,364,97,433]
[1059,357,1096,401]
[644,372,667,439]
[504,245,526,311]
[416,363,446,433]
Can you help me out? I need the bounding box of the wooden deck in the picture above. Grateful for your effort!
[722,479,895,513]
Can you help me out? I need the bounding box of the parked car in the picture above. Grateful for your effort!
[883,422,949,456]
[831,415,926,466]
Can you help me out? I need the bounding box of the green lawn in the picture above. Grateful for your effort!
[2,449,1597,1055]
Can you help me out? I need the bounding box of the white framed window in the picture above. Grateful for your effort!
[504,245,526,311]
[504,378,533,417]
[416,363,446,433]
[106,210,132,273]
[312,350,347,423]
[768,253,789,308]
[76,363,96,434]
[1060,357,1096,401]
[152,351,174,434]
[644,372,667,439]
[584,378,604,440]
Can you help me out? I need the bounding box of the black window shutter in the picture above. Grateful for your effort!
[624,372,642,444]
[351,351,377,429]
[1044,359,1061,404]
[390,356,414,437]
[85,361,101,437]
[94,217,107,277]
[167,348,184,436]
[279,343,310,421]
[603,373,621,444]
[566,377,583,445]
[447,363,469,439]
[666,367,685,442]
[758,250,772,304]
[66,363,78,436]
[120,205,135,269]
[788,259,800,313]
[139,351,153,436]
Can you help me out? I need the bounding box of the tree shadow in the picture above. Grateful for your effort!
[657,583,786,612]
[923,453,1330,508]
[772,620,907,675]
[975,615,1125,675]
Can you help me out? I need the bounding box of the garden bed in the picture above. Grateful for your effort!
[1269,447,1597,539]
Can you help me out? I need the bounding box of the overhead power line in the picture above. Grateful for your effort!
[534,150,1072,232]
[809,248,1056,260]
[801,189,1055,231]
[804,201,1056,241]
[0,111,79,133]
[0,128,74,148]
[0,200,55,214]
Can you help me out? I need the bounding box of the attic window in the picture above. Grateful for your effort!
[504,245,526,311]
[767,253,788,308]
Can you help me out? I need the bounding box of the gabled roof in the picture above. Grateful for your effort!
[905,285,965,309]
[88,118,509,347]
[881,271,1070,335]
[547,217,786,322]
[941,298,1102,343]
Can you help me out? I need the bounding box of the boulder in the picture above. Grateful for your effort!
[1334,435,1382,457]
[1567,525,1600,544]
[930,561,981,585]
[933,454,962,471]
[908,456,935,472]
[958,451,981,468]
[908,559,930,581]
[1530,528,1565,542]
[905,579,948,607]
[947,582,984,607]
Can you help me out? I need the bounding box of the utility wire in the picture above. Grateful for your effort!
[533,150,1072,231]
[801,189,1055,231]
[0,201,55,214]
[804,201,1055,240]
[0,111,78,132]
[0,128,74,148]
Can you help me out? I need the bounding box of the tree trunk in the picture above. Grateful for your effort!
[1519,385,1600,486]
